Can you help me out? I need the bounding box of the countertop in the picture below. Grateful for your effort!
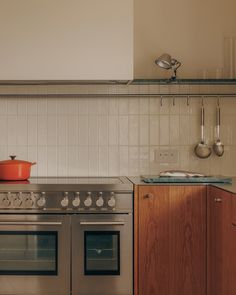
[128,177,236,195]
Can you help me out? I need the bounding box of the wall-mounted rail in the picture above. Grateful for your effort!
[0,93,235,98]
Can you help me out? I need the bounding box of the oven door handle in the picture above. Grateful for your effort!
[0,221,62,226]
[79,221,125,226]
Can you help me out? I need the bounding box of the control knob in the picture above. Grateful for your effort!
[61,192,69,208]
[13,192,22,207]
[84,192,92,207]
[96,192,104,207]
[72,192,81,207]
[37,192,46,208]
[2,193,10,207]
[108,192,116,208]
[25,193,34,207]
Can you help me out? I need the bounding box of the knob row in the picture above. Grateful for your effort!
[1,196,46,208]
[61,196,116,208]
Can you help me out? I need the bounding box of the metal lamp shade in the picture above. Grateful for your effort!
[155,53,172,69]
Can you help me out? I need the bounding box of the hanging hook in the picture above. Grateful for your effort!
[187,95,190,106]
[160,95,163,107]
[217,96,220,106]
[201,96,204,106]
[172,96,175,106]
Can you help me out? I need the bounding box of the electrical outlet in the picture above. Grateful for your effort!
[154,149,179,163]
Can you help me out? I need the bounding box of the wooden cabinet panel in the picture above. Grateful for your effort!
[137,185,207,295]
[230,225,236,295]
[232,197,236,225]
[207,186,232,295]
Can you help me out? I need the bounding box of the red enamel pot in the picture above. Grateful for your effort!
[0,156,36,181]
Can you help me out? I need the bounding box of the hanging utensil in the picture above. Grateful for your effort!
[194,105,212,159]
[213,103,224,157]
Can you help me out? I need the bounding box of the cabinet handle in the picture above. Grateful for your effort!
[0,221,62,226]
[214,198,222,203]
[144,193,153,199]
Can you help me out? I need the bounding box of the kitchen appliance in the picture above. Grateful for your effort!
[0,177,133,295]
[0,156,36,181]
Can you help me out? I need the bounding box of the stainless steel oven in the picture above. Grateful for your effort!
[0,177,133,295]
[0,214,70,295]
[72,214,132,295]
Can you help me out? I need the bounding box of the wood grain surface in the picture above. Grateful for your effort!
[207,186,232,295]
[136,185,207,295]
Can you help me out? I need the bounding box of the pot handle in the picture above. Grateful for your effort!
[31,162,37,166]
[9,155,16,160]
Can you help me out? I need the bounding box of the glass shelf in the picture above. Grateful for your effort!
[132,79,236,85]
[0,79,235,86]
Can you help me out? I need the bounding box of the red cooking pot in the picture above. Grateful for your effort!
[0,156,36,181]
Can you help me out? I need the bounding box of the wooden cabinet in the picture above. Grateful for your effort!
[230,224,236,295]
[135,185,207,295]
[207,186,232,295]
[232,197,236,225]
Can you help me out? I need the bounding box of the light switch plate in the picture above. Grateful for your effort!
[154,149,179,163]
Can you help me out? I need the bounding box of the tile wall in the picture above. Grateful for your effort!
[0,84,236,177]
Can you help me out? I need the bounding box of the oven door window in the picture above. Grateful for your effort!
[84,231,120,275]
[0,231,58,275]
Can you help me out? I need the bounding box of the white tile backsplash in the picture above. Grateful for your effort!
[89,115,99,146]
[0,86,236,176]
[129,115,139,145]
[139,115,149,146]
[119,116,129,145]
[109,146,119,175]
[99,146,109,176]
[108,116,118,146]
[98,116,109,146]
[28,116,38,146]
[78,116,89,146]
[7,116,17,145]
[159,115,170,145]
[149,115,159,146]
[17,116,28,145]
[0,116,7,146]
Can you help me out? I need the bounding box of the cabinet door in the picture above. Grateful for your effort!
[230,225,236,295]
[207,187,232,295]
[232,197,236,225]
[137,186,206,295]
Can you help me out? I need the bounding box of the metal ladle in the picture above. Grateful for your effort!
[194,105,212,159]
[213,104,224,157]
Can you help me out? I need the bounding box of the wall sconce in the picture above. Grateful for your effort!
[155,53,181,80]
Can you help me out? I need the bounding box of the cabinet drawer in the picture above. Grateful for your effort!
[232,196,236,225]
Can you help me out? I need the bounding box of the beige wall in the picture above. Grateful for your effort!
[134,0,236,78]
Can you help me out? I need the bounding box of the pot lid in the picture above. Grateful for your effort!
[0,156,35,166]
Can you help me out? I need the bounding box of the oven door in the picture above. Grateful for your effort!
[72,214,133,295]
[0,214,70,295]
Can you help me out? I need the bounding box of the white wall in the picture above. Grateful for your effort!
[0,85,236,177]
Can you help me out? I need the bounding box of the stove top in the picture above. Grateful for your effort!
[0,176,133,192]
[0,176,130,185]
[0,177,133,213]
[27,177,128,185]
